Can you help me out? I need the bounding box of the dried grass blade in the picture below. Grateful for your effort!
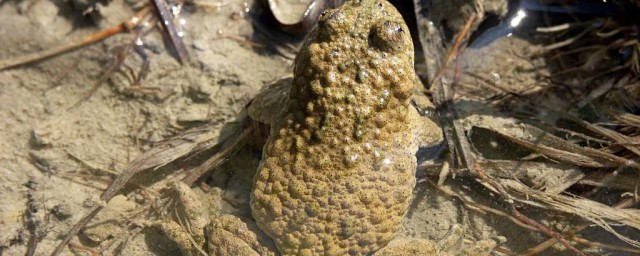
[573,116,640,157]
[502,179,640,248]
[473,126,640,169]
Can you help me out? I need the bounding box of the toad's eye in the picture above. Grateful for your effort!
[370,20,405,52]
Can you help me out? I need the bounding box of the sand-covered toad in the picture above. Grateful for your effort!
[249,0,438,254]
[161,0,494,255]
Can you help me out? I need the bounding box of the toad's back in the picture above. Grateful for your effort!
[250,1,419,254]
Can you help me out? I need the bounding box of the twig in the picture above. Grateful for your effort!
[539,27,592,52]
[473,163,587,256]
[522,198,638,255]
[474,126,640,170]
[0,7,151,71]
[536,23,571,33]
[422,179,536,231]
[0,25,125,71]
[151,0,190,64]
[572,237,640,254]
[429,14,477,87]
[536,20,600,33]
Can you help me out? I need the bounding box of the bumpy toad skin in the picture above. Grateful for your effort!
[155,1,498,255]
[249,0,438,254]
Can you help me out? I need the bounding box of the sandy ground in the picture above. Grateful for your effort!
[0,0,618,255]
[0,0,290,254]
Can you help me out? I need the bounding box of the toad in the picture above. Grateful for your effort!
[159,0,495,255]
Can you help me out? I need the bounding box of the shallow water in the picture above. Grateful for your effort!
[0,0,637,255]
